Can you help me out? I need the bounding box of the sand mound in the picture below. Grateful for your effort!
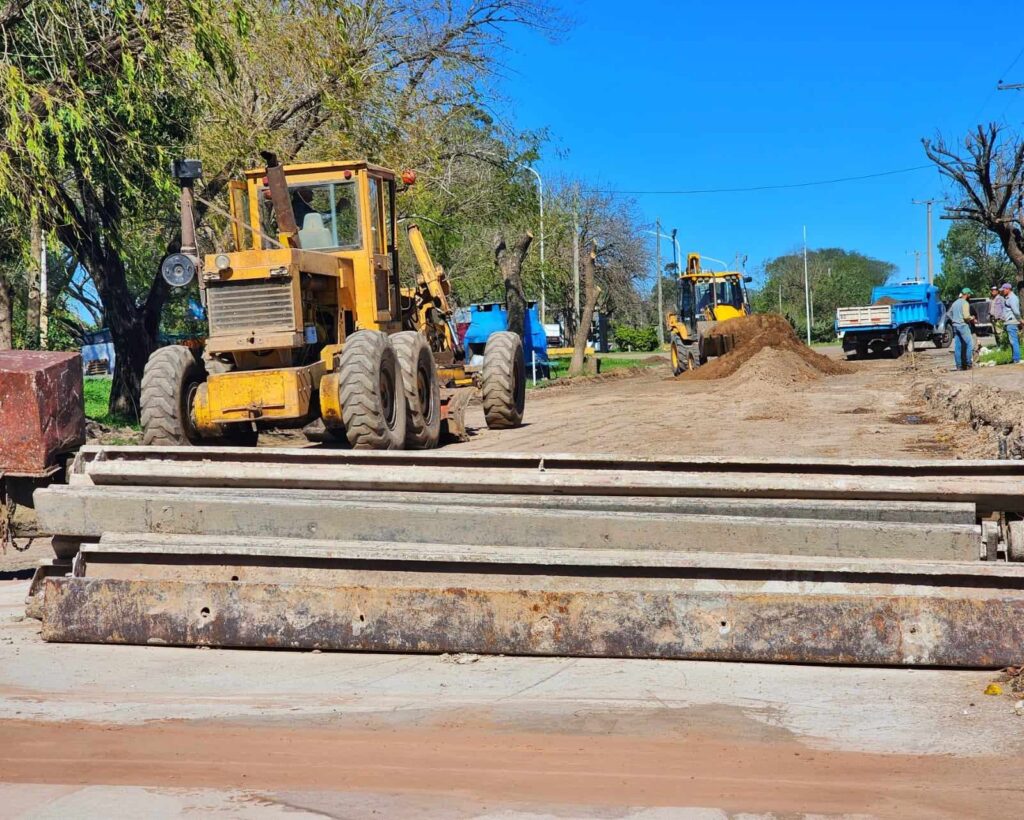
[685,313,850,382]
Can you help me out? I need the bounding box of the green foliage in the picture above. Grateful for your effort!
[612,323,660,352]
[752,248,897,342]
[936,220,1015,302]
[978,345,1014,366]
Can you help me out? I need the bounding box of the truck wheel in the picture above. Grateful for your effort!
[338,330,407,450]
[934,327,952,349]
[141,346,205,446]
[482,331,525,429]
[391,331,440,449]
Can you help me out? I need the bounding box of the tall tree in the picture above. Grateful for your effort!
[936,220,1016,301]
[752,248,896,341]
[923,124,1024,283]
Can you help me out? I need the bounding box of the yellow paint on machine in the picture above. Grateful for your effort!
[201,365,321,423]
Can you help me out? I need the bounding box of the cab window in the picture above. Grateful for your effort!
[261,181,360,250]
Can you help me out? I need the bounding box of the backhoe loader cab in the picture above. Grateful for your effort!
[143,157,526,450]
[665,252,752,376]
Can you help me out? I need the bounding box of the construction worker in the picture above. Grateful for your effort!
[1000,282,1021,364]
[949,287,975,370]
[990,285,1007,347]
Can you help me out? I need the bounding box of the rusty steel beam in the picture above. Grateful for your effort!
[41,575,1024,667]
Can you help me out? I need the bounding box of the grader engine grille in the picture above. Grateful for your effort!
[206,280,295,335]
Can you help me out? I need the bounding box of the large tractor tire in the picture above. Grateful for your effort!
[141,346,257,447]
[481,331,525,429]
[140,345,205,446]
[391,330,441,449]
[670,335,698,376]
[338,330,407,450]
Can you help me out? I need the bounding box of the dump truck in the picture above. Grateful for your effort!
[144,154,525,449]
[835,282,949,359]
[665,253,752,375]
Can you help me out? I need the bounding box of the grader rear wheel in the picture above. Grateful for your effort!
[140,346,205,446]
[391,331,441,449]
[338,330,408,450]
[481,331,525,429]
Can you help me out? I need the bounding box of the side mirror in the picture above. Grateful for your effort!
[743,276,753,283]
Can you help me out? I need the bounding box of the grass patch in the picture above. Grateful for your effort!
[528,355,663,388]
[978,346,1015,366]
[83,377,140,429]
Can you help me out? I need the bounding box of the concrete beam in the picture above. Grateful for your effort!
[35,488,982,560]
[42,575,1024,667]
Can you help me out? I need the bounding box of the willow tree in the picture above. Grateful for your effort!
[0,0,241,415]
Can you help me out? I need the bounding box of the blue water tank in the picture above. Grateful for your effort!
[463,302,548,368]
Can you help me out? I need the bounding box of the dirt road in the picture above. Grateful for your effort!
[452,346,982,459]
[3,345,1024,817]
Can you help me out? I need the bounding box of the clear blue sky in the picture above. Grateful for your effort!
[497,1,1024,287]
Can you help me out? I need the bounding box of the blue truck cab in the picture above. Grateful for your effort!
[463,301,549,375]
[834,283,950,358]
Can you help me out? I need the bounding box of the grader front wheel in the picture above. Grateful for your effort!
[140,346,205,446]
[481,331,525,429]
[338,330,408,450]
[391,331,441,449]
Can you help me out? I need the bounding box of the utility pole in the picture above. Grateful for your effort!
[655,218,663,344]
[912,199,937,285]
[803,226,811,345]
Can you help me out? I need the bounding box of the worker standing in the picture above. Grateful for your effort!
[990,285,1007,348]
[949,287,975,371]
[1000,283,1021,364]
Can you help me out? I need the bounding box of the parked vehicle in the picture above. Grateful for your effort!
[835,283,950,359]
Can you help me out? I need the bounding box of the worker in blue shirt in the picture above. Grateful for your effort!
[1000,282,1021,364]
[948,288,975,371]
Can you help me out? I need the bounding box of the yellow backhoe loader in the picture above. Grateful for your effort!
[143,154,525,449]
[665,252,752,375]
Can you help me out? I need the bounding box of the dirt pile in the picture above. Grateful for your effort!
[686,313,850,383]
[919,381,1024,459]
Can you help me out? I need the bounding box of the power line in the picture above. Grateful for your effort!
[586,164,934,196]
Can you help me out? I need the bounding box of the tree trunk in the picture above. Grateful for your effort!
[0,277,12,349]
[569,245,598,377]
[494,232,533,337]
[26,217,41,348]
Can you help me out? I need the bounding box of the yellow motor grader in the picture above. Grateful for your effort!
[665,252,752,375]
[143,154,525,449]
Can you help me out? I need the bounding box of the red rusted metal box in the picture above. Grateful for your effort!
[0,351,85,476]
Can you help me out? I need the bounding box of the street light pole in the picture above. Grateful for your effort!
[520,164,545,323]
[912,199,937,285]
[803,225,812,345]
[655,219,664,343]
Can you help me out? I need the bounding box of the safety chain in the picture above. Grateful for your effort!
[0,482,30,553]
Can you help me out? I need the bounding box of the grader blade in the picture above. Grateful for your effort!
[32,446,1024,667]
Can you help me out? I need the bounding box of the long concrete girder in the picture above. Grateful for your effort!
[36,484,979,524]
[34,487,982,561]
[86,534,1024,578]
[42,566,1024,667]
[65,459,1024,514]
[66,444,1024,477]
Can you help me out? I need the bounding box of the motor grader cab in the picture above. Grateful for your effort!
[144,154,525,449]
[665,252,752,376]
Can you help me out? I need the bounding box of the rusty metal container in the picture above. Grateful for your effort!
[0,351,85,477]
